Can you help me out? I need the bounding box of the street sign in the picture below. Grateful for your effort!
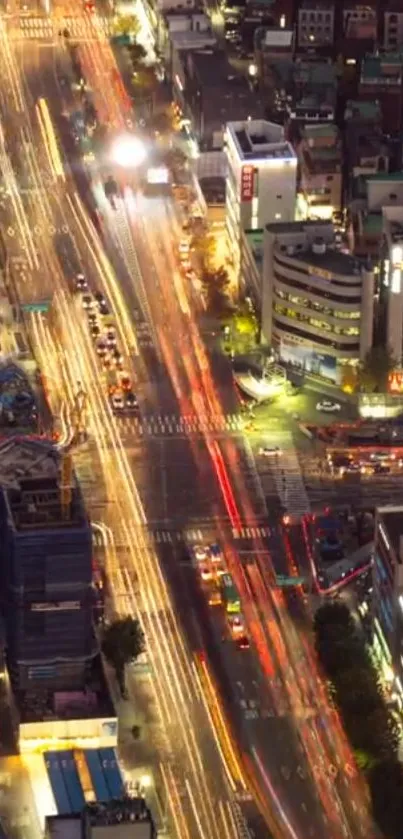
[275,575,305,587]
[21,300,51,313]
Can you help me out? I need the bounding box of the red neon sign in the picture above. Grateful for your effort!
[241,165,254,202]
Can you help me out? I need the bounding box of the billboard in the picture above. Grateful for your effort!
[146,166,169,185]
[241,165,254,202]
[279,337,338,383]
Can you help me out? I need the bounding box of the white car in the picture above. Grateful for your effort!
[193,545,209,562]
[258,446,282,457]
[82,294,94,310]
[316,400,341,413]
[111,392,124,411]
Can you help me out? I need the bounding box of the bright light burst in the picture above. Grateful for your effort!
[110,134,146,168]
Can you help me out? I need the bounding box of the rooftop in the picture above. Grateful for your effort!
[293,61,336,87]
[0,437,87,531]
[362,213,383,236]
[361,54,403,81]
[377,506,403,565]
[46,800,154,839]
[294,246,364,278]
[367,172,403,183]
[265,219,332,236]
[18,656,115,723]
[303,122,338,141]
[227,119,296,162]
[86,799,153,828]
[300,0,334,8]
[345,99,382,121]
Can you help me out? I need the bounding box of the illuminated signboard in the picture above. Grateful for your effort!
[31,601,81,612]
[147,166,169,185]
[388,371,403,394]
[241,165,254,202]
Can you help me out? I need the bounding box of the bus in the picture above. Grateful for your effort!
[220,574,240,614]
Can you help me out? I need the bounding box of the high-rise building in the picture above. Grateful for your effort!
[225,118,297,276]
[0,437,96,690]
[373,506,403,698]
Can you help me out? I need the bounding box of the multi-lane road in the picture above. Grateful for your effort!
[0,9,376,839]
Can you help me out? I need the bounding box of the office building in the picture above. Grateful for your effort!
[0,437,96,690]
[297,122,342,220]
[46,799,156,839]
[225,119,297,275]
[297,0,335,51]
[260,221,374,382]
[373,506,403,697]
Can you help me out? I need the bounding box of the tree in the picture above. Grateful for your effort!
[112,14,140,38]
[202,267,232,317]
[192,231,217,271]
[224,303,258,354]
[102,616,145,697]
[359,345,396,393]
[127,42,147,68]
[369,759,403,839]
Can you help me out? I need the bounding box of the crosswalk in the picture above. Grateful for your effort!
[91,524,272,549]
[117,412,244,437]
[256,432,311,519]
[14,15,112,41]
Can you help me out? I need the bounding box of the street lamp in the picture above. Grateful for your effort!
[110,134,147,168]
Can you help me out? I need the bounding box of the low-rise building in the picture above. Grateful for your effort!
[286,59,337,125]
[173,48,265,149]
[225,119,297,276]
[297,122,342,220]
[297,0,335,53]
[159,9,214,63]
[359,53,403,136]
[46,799,156,839]
[254,26,294,117]
[373,506,403,697]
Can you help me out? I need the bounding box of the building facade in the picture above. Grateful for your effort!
[373,506,403,696]
[225,119,297,274]
[297,0,335,51]
[297,122,342,220]
[261,221,374,382]
[0,439,96,690]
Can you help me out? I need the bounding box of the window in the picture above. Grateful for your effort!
[326,175,333,182]
[390,193,398,200]
[23,610,45,637]
[276,194,282,199]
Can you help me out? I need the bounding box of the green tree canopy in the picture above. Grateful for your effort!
[112,14,140,37]
[102,616,145,697]
[202,266,232,317]
[192,231,217,271]
[359,345,396,393]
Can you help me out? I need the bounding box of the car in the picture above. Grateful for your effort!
[96,341,108,357]
[95,291,107,306]
[193,545,208,562]
[75,273,88,292]
[82,294,94,310]
[235,635,250,650]
[125,391,139,410]
[87,312,98,325]
[111,348,124,367]
[105,328,117,348]
[228,615,244,636]
[119,374,132,391]
[90,325,101,339]
[258,446,282,457]
[316,400,341,413]
[370,451,394,463]
[98,299,110,316]
[102,355,111,370]
[178,240,190,255]
[110,392,124,411]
